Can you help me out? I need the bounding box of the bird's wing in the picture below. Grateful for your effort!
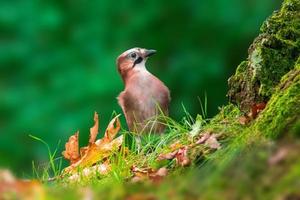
[117,91,135,131]
[118,90,149,132]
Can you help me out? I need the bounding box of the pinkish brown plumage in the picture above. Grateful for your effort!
[116,47,170,134]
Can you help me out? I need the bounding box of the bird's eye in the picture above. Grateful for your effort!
[130,52,137,59]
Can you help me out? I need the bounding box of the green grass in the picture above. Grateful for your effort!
[25,99,300,200]
[29,134,63,181]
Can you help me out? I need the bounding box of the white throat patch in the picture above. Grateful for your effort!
[133,60,147,72]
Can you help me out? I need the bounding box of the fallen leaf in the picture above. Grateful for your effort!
[158,146,190,167]
[130,166,168,183]
[64,135,123,174]
[89,112,99,144]
[195,132,221,150]
[195,132,211,145]
[205,134,221,149]
[62,131,80,164]
[97,114,121,145]
[62,114,123,175]
[175,146,191,166]
[157,150,178,161]
[158,132,221,167]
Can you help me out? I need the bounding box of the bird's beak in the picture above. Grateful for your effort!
[144,49,156,58]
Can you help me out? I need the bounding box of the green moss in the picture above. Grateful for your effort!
[228,0,300,111]
[253,65,300,138]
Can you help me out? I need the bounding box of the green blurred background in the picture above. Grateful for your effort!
[0,0,281,175]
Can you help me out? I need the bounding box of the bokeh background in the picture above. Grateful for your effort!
[0,0,281,175]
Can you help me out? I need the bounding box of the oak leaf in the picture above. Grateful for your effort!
[62,113,122,174]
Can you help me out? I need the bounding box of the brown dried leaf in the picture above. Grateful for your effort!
[62,131,80,164]
[62,114,123,174]
[205,134,221,149]
[158,146,190,167]
[194,132,221,150]
[175,146,190,167]
[101,115,121,144]
[80,146,88,158]
[195,132,211,145]
[89,112,99,144]
[64,135,123,174]
[130,166,168,183]
[157,150,178,161]
[157,140,184,161]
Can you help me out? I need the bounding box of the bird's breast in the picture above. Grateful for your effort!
[126,73,168,108]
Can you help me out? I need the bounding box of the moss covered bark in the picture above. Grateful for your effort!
[197,0,300,147]
[254,59,300,138]
[227,0,300,111]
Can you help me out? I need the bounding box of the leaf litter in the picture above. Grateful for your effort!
[62,112,123,180]
[158,131,221,167]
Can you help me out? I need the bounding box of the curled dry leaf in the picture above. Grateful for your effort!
[175,146,191,166]
[158,132,221,167]
[130,166,168,183]
[157,140,183,161]
[96,115,121,145]
[157,150,178,161]
[158,146,190,167]
[68,135,123,171]
[195,132,221,150]
[62,113,123,174]
[89,112,99,144]
[195,132,211,145]
[62,131,80,164]
[205,134,221,150]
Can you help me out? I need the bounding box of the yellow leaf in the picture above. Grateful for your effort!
[62,114,123,175]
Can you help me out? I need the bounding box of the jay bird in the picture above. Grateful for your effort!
[116,47,170,135]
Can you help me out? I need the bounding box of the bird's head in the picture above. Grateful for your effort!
[116,47,156,79]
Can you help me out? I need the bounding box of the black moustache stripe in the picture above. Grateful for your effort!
[132,57,143,68]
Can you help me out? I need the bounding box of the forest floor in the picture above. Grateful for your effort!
[0,0,299,199]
